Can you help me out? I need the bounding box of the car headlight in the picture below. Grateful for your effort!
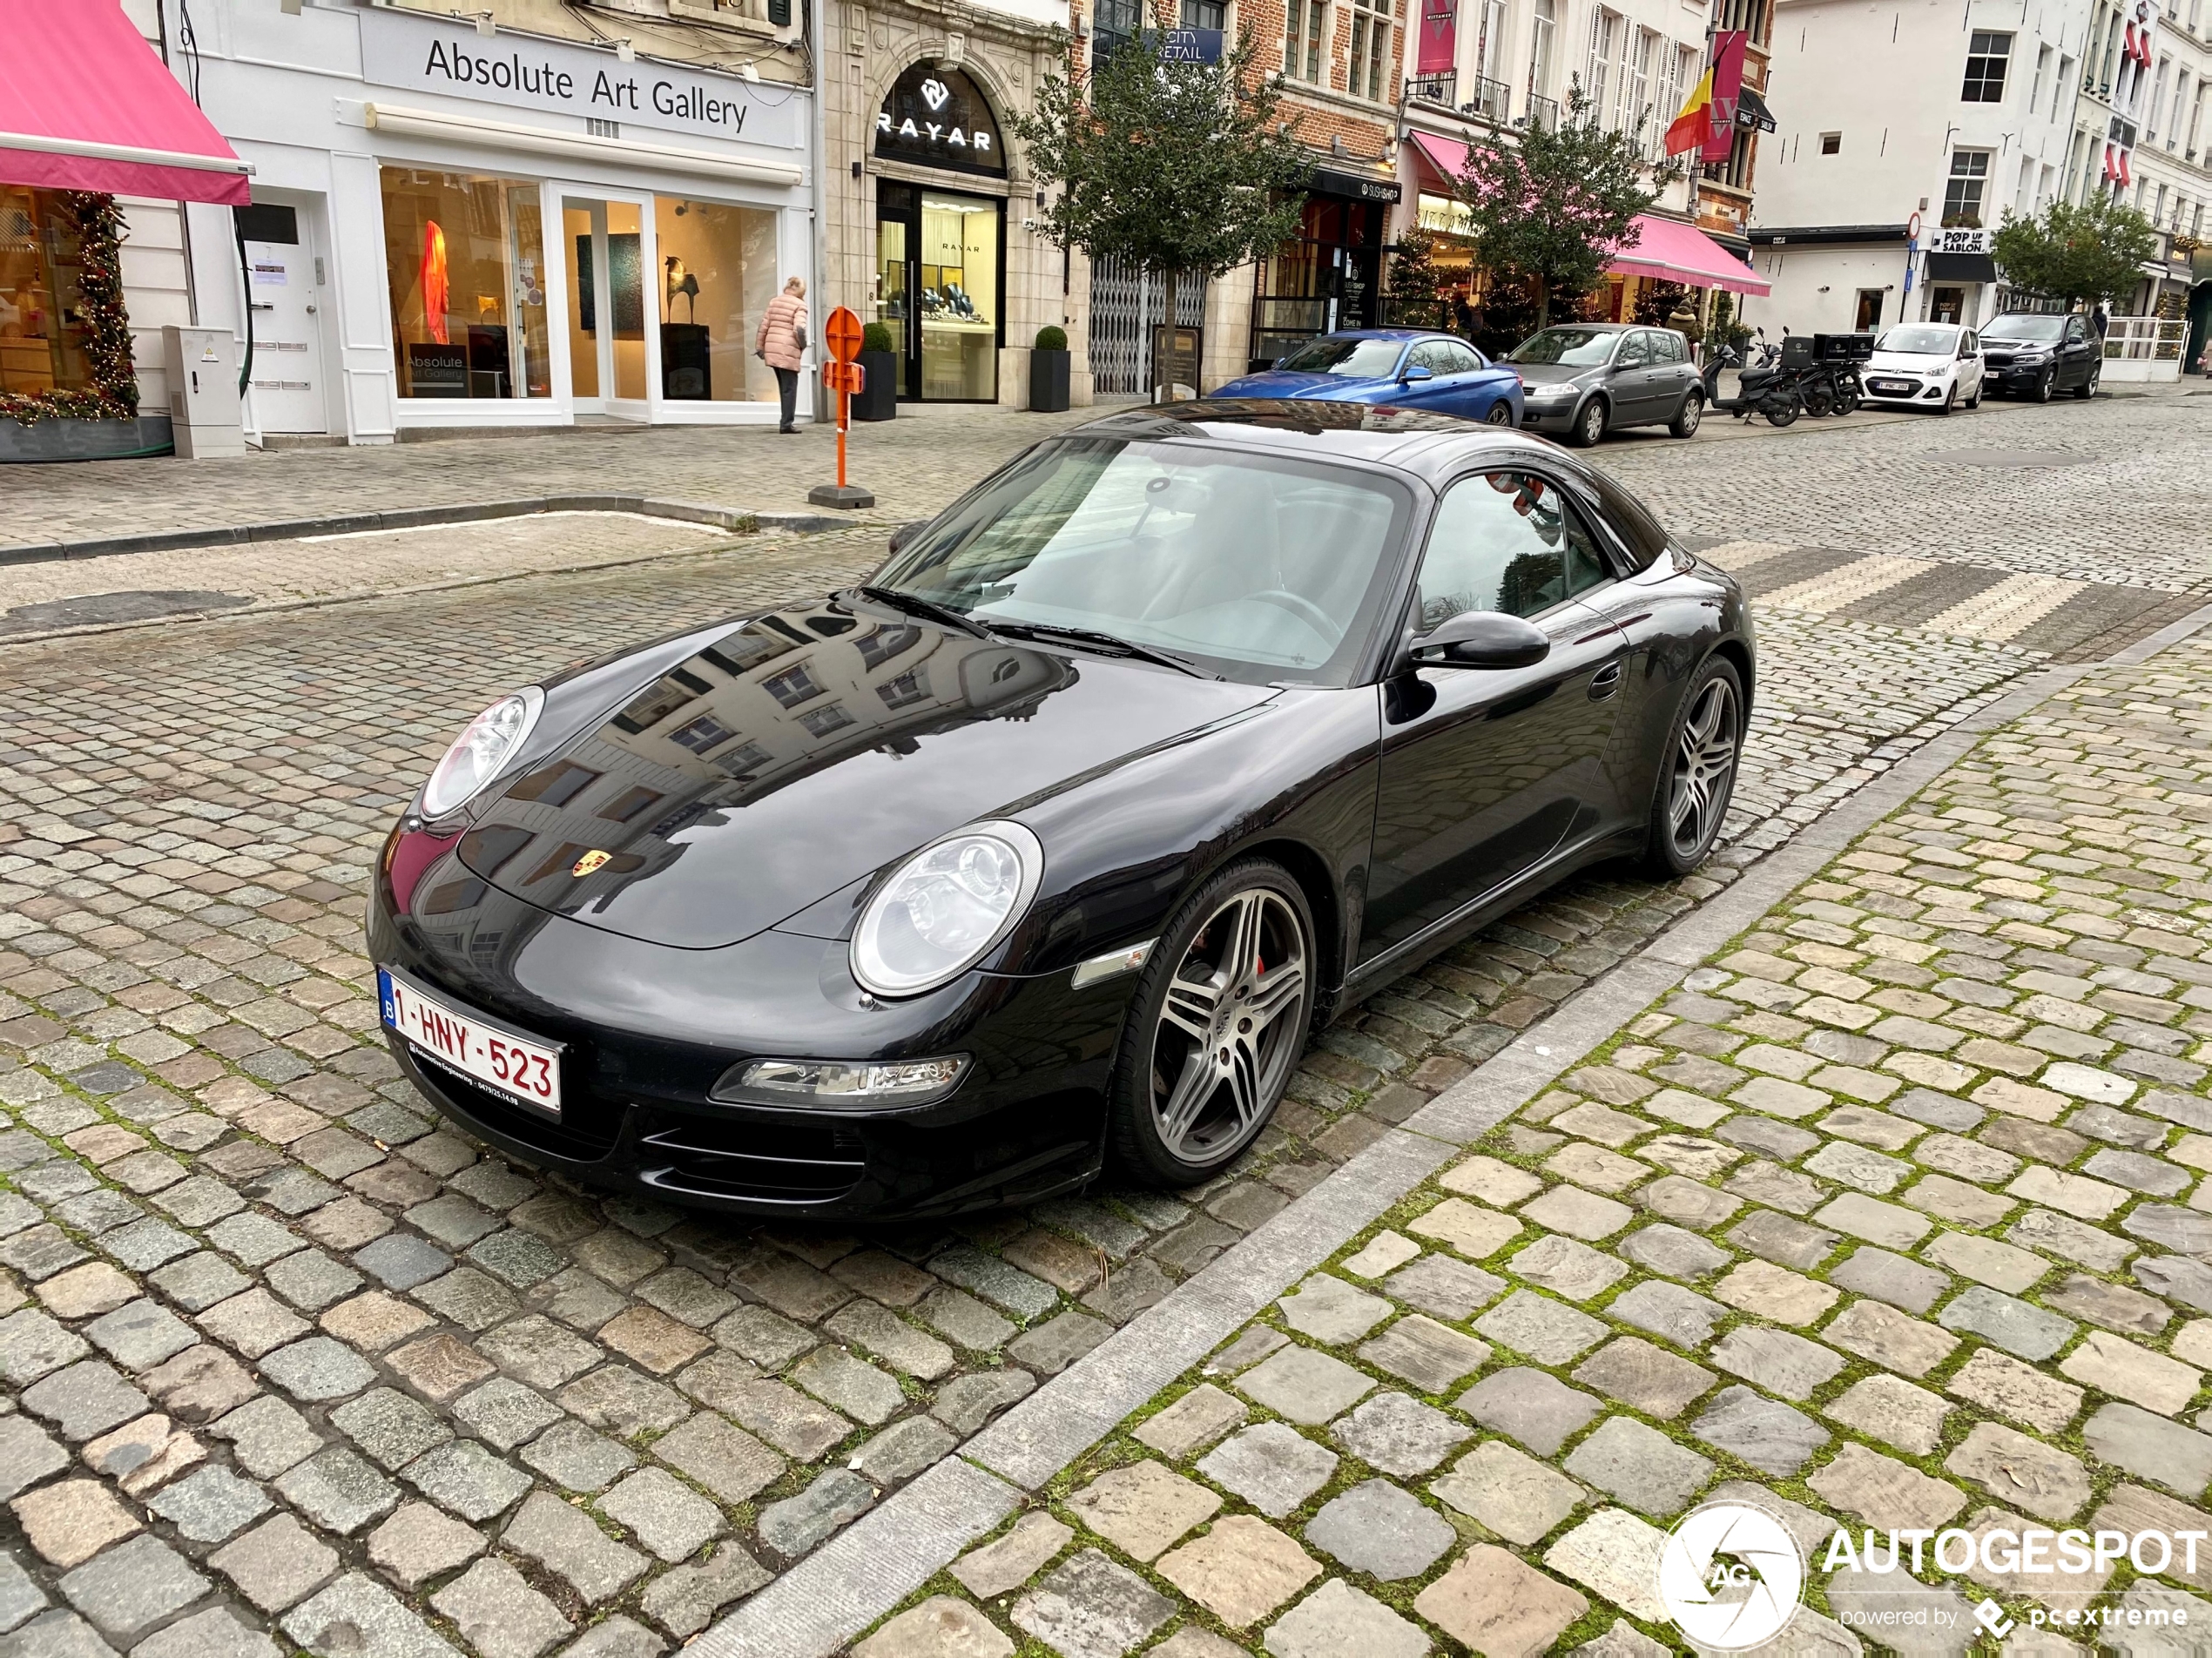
[2015,349,2051,363]
[421,689,544,819]
[851,820,1044,997]
[711,1055,969,1108]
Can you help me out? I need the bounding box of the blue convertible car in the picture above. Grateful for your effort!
[1210,328,1524,427]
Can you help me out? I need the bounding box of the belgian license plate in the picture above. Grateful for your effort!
[1872,381,1911,394]
[378,967,563,1118]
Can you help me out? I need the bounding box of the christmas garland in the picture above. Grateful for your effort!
[2,191,140,427]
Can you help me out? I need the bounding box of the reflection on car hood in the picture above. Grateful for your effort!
[455,599,1276,948]
[1865,351,1951,372]
[1507,362,1595,387]
[1208,369,1378,401]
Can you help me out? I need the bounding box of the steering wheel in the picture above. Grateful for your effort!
[1248,589,1336,638]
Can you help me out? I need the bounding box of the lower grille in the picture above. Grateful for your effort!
[417,1054,624,1161]
[638,1115,866,1202]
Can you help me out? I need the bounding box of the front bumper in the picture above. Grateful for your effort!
[368,836,1130,1219]
[1519,396,1581,429]
[1985,360,2054,388]
[1860,375,1949,403]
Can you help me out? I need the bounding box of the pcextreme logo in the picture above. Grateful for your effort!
[1657,1502,1805,1650]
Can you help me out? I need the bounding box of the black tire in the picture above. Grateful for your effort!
[1642,656,1744,878]
[1669,389,1703,438]
[1836,385,1861,415]
[1108,859,1317,1188]
[1569,396,1608,447]
[1762,397,1798,428]
[1484,399,1515,426]
[2032,369,2054,403]
[1803,381,1836,418]
[1966,380,1981,409]
[2074,362,2099,400]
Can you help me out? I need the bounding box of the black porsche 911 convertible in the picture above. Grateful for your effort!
[369,401,1752,1219]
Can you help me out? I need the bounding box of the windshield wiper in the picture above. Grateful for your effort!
[987,621,1221,679]
[850,584,994,640]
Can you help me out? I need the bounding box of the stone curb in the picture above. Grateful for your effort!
[0,496,851,567]
[700,596,2212,1658]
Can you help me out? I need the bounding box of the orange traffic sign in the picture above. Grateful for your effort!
[824,361,866,394]
[825,306,863,364]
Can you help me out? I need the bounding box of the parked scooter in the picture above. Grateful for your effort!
[1701,332,1801,427]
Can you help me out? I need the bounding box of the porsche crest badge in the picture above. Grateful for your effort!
[571,850,612,878]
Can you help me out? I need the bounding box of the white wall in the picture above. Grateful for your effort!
[1747,239,1912,332]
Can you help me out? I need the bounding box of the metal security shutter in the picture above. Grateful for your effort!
[1087,256,1209,394]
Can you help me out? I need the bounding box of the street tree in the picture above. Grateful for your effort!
[1992,193,2162,307]
[1012,22,1309,388]
[1455,79,1670,327]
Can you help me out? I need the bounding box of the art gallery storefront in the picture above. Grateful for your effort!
[188,7,813,441]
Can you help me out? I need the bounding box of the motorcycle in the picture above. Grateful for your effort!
[1700,334,1801,427]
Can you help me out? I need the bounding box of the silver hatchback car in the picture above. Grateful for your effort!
[1509,323,1705,447]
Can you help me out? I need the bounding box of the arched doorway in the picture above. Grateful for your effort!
[873,65,1007,401]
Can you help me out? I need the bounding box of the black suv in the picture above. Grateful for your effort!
[1979,313,2101,401]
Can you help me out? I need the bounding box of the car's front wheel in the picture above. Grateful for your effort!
[1642,657,1744,878]
[1570,397,1608,447]
[1670,389,1703,438]
[1109,859,1316,1187]
[2032,369,2054,403]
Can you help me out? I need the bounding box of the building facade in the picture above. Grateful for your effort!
[97,0,813,444]
[817,0,1089,408]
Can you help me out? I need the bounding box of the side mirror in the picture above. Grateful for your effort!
[1400,364,1434,382]
[887,520,927,555]
[1272,357,1287,369]
[1410,610,1550,669]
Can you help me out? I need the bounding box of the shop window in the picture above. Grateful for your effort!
[0,189,93,402]
[1961,31,2012,102]
[654,197,779,405]
[381,168,550,399]
[919,192,999,401]
[1346,0,1394,101]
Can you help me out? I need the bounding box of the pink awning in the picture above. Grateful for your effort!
[1605,213,1770,296]
[0,0,250,205]
[1407,131,1470,192]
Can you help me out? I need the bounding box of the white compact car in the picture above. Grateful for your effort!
[1859,322,1985,413]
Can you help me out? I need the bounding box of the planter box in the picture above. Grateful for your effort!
[854,351,898,421]
[1029,349,1071,413]
[0,414,173,464]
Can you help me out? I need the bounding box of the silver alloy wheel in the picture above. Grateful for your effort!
[1150,888,1310,1164]
[1578,399,1606,446]
[1677,393,1702,435]
[1485,401,1514,425]
[1665,677,1739,859]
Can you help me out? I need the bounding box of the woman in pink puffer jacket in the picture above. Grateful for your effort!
[755,276,808,433]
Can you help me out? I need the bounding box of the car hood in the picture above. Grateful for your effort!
[1507,362,1598,388]
[1981,339,2054,352]
[1865,351,1952,374]
[455,600,1276,948]
[1209,369,1378,401]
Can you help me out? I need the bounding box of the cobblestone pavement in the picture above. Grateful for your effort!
[3,385,2204,583]
[0,514,735,639]
[0,395,2202,1658]
[850,619,2212,1658]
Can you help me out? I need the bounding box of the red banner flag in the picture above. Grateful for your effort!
[1702,30,1747,163]
[1419,0,1458,78]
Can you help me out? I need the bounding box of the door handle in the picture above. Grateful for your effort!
[1589,660,1623,700]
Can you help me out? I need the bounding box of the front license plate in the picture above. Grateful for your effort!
[1871,381,1911,394]
[378,967,563,1118]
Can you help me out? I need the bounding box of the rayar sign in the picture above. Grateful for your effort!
[874,64,1005,175]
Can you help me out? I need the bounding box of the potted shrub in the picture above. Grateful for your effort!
[855,320,898,421]
[1029,324,1071,413]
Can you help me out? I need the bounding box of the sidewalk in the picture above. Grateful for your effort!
[738,603,2212,1656]
[0,403,1103,558]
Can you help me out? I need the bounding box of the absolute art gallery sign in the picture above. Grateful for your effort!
[358,8,799,147]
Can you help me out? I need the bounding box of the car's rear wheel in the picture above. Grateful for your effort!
[1484,399,1514,426]
[1109,860,1316,1187]
[2075,361,2100,400]
[1642,657,1744,878]
[1670,389,1703,438]
[1570,397,1608,447]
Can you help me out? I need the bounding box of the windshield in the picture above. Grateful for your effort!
[1274,337,1406,377]
[1986,314,2064,341]
[1875,326,1958,355]
[1508,328,1619,367]
[870,437,1413,685]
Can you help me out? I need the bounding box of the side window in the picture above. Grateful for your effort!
[1440,340,1485,374]
[1415,472,1612,630]
[2065,318,2086,343]
[1962,332,1978,357]
[1661,332,1688,363]
[1615,333,1648,367]
[1411,340,1456,375]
